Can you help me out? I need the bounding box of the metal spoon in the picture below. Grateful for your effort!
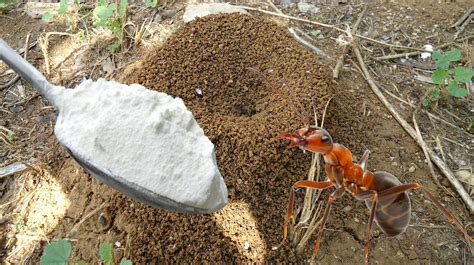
[0,38,216,214]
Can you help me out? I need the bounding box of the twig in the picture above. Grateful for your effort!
[39,32,75,75]
[382,87,473,137]
[333,4,368,79]
[454,14,473,40]
[288,27,331,59]
[374,34,474,60]
[435,136,447,163]
[0,162,28,179]
[351,39,474,213]
[451,6,474,28]
[413,111,440,185]
[267,0,283,14]
[442,136,471,150]
[236,5,425,51]
[67,202,109,237]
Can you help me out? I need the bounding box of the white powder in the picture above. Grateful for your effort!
[50,78,228,212]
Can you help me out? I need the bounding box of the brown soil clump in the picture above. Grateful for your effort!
[118,13,335,263]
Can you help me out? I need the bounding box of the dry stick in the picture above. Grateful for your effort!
[451,6,474,28]
[435,136,447,163]
[351,40,474,213]
[413,111,440,185]
[333,4,368,79]
[374,34,474,60]
[296,202,324,256]
[288,27,331,59]
[383,88,473,138]
[39,32,75,75]
[236,5,425,52]
[294,98,332,250]
[67,202,109,237]
[454,14,473,40]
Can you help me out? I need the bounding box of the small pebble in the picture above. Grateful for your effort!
[115,241,121,248]
[342,206,352,213]
[392,161,398,166]
[408,166,416,173]
[243,241,250,250]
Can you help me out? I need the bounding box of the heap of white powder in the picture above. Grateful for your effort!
[50,78,228,212]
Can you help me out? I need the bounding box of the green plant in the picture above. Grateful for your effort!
[42,0,68,23]
[40,240,71,265]
[40,240,132,265]
[0,0,16,14]
[145,0,159,8]
[93,0,128,53]
[427,48,474,105]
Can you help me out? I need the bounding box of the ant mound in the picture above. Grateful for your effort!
[117,13,334,262]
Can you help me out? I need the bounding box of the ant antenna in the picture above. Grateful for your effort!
[247,67,311,126]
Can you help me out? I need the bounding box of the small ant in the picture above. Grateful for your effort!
[249,68,473,264]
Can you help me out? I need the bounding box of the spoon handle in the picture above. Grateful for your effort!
[0,38,60,107]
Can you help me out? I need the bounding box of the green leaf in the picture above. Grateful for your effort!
[99,242,113,265]
[429,87,441,101]
[447,81,467,97]
[432,48,461,69]
[454,66,474,83]
[445,48,461,62]
[421,98,431,107]
[107,41,121,53]
[119,0,128,20]
[58,0,68,15]
[145,0,158,8]
[468,121,474,131]
[309,30,324,39]
[40,240,72,265]
[93,3,116,26]
[431,69,448,84]
[119,258,133,265]
[77,261,90,265]
[42,12,55,23]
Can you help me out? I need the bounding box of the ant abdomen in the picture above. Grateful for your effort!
[365,171,411,237]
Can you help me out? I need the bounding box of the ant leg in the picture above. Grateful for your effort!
[354,190,379,265]
[279,180,333,248]
[358,150,371,171]
[311,188,345,259]
[378,183,473,242]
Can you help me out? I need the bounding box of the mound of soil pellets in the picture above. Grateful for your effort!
[115,13,338,263]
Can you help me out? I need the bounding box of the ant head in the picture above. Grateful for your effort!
[297,126,333,154]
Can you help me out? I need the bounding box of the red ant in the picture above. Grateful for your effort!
[279,126,473,263]
[249,68,473,264]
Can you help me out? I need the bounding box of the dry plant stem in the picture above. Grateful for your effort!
[454,14,472,40]
[435,136,447,163]
[382,88,473,137]
[451,6,474,28]
[39,32,75,75]
[374,34,474,60]
[237,5,425,51]
[351,40,474,213]
[296,202,324,256]
[333,4,367,79]
[67,202,109,237]
[288,27,331,59]
[413,112,440,185]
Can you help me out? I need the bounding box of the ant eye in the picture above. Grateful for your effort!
[321,135,331,143]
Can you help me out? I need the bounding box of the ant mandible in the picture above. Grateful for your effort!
[249,68,473,264]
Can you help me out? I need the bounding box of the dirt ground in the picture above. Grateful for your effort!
[1,1,473,264]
